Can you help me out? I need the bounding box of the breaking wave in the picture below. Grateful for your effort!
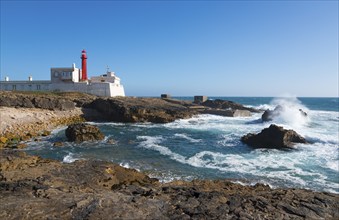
[62,153,81,163]
[265,96,310,130]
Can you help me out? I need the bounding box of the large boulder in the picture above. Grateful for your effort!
[65,123,104,143]
[241,124,307,149]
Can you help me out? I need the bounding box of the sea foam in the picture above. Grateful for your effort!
[62,153,80,163]
[267,96,310,131]
[174,133,201,143]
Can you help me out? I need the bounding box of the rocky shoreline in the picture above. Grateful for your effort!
[1,150,338,219]
[0,91,338,219]
[0,91,259,148]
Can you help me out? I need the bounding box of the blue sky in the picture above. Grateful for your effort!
[1,0,338,97]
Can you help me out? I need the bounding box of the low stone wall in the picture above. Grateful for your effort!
[201,109,251,117]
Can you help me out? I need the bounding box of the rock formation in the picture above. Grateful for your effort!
[241,124,307,149]
[261,105,282,121]
[0,91,75,111]
[0,150,338,220]
[85,97,196,123]
[65,123,105,143]
[202,99,260,113]
[0,91,262,125]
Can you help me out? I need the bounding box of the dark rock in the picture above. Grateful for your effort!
[262,105,283,121]
[202,99,260,113]
[85,97,196,123]
[32,97,74,111]
[299,108,307,116]
[65,123,104,143]
[0,91,75,111]
[21,97,35,108]
[241,124,307,149]
[53,142,64,147]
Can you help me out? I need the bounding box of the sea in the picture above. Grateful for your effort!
[24,97,339,193]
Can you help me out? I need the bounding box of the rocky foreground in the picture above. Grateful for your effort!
[1,150,338,220]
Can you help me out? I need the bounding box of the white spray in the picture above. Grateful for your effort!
[268,96,310,130]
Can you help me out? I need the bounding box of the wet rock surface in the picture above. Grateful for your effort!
[0,150,338,220]
[65,123,105,143]
[241,124,307,149]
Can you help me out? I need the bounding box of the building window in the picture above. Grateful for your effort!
[12,85,16,90]
[37,85,41,90]
[28,85,32,90]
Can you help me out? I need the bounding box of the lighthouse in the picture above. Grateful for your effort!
[81,49,87,80]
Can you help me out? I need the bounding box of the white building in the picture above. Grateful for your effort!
[0,64,125,97]
[49,64,125,97]
[0,76,50,92]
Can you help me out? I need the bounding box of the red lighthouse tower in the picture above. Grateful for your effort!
[81,49,87,80]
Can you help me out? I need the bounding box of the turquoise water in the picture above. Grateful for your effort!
[25,97,339,193]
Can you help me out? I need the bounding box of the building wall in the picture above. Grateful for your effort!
[50,67,81,84]
[91,71,121,84]
[0,81,51,91]
[48,81,125,97]
[109,83,125,97]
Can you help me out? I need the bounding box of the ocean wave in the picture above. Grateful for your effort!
[147,170,194,183]
[87,121,126,126]
[164,114,261,135]
[187,150,338,192]
[174,133,201,143]
[62,153,81,163]
[118,162,141,171]
[217,134,238,147]
[137,136,187,164]
[136,135,339,193]
[51,126,67,134]
[252,104,273,110]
